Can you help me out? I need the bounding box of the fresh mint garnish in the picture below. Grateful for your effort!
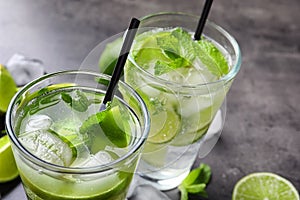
[156,32,180,59]
[61,90,90,112]
[178,163,212,200]
[153,28,194,75]
[195,38,229,77]
[133,27,229,78]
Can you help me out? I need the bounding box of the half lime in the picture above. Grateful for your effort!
[232,172,299,200]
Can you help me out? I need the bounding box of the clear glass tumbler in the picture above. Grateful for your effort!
[124,12,241,190]
[6,71,150,199]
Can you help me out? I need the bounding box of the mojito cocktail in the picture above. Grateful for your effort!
[124,13,241,190]
[6,71,150,199]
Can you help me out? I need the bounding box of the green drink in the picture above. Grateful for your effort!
[6,71,150,199]
[124,13,241,190]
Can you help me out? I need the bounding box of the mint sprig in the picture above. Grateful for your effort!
[133,27,229,78]
[178,163,212,200]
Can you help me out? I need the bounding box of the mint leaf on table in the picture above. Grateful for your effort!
[178,163,212,200]
[61,90,90,112]
[195,39,229,78]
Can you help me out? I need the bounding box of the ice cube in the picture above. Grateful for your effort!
[19,129,73,166]
[179,95,213,117]
[79,151,113,167]
[25,114,53,132]
[6,54,45,86]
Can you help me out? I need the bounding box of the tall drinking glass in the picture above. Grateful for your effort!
[124,12,241,190]
[6,71,150,199]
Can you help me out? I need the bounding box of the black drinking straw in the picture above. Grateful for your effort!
[101,18,140,110]
[194,0,214,40]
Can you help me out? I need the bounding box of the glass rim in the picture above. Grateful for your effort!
[130,11,242,89]
[5,70,150,174]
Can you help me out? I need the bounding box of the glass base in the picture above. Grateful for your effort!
[137,170,189,191]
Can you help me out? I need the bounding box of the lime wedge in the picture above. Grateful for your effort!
[0,135,19,183]
[80,106,130,150]
[99,106,130,148]
[232,172,300,200]
[19,129,76,166]
[0,64,17,113]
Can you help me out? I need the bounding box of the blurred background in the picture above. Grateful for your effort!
[0,0,299,199]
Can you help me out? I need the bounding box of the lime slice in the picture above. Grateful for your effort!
[99,106,130,148]
[19,129,76,166]
[171,124,209,146]
[232,172,300,200]
[0,64,17,113]
[147,109,180,144]
[0,135,19,183]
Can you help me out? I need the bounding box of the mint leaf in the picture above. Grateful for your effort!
[196,163,212,184]
[195,39,229,77]
[182,168,202,187]
[61,92,72,103]
[185,184,206,194]
[156,33,180,59]
[154,60,171,76]
[154,56,191,76]
[61,90,90,112]
[179,163,212,199]
[153,28,194,76]
[179,186,188,200]
[171,28,196,62]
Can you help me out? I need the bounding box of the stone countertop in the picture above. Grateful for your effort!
[0,0,299,199]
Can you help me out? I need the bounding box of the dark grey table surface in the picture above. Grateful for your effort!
[0,0,299,199]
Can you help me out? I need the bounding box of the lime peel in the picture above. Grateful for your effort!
[0,135,19,183]
[0,64,17,112]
